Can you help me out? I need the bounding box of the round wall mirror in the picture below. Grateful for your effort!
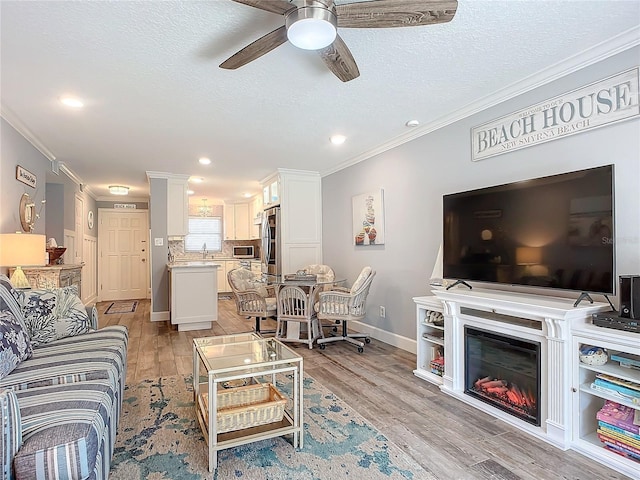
[19,193,36,232]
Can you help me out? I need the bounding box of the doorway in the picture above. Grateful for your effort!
[98,209,149,301]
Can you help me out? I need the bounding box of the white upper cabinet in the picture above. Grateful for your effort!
[167,178,189,236]
[224,203,250,240]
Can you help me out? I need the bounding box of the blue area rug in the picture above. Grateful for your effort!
[109,375,433,479]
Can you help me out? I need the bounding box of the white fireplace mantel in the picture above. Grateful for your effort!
[433,288,609,450]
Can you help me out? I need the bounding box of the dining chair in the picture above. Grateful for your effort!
[315,267,376,353]
[227,268,276,335]
[275,284,323,349]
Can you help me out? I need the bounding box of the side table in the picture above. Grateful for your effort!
[193,333,304,472]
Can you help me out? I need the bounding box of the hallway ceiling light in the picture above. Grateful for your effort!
[198,157,211,165]
[187,189,195,195]
[405,120,420,127]
[330,134,346,145]
[189,176,204,183]
[60,96,84,108]
[109,185,129,195]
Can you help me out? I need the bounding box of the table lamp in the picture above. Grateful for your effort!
[0,233,46,288]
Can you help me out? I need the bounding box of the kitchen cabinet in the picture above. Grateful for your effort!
[168,262,219,331]
[216,260,242,292]
[262,169,322,274]
[168,177,189,236]
[262,176,280,209]
[249,194,263,240]
[224,204,250,240]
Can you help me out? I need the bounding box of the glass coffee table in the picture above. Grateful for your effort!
[193,333,304,472]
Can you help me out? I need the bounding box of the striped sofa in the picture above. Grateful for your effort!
[0,277,128,480]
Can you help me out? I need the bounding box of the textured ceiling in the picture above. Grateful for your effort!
[1,0,639,202]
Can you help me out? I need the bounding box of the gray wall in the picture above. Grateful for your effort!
[322,47,640,342]
[149,177,168,313]
[2,118,98,281]
[1,117,48,236]
[45,183,64,245]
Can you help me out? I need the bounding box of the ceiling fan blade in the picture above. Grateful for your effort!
[230,0,296,16]
[319,34,360,83]
[220,26,288,70]
[336,0,457,28]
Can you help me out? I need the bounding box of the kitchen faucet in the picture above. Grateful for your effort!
[202,242,207,259]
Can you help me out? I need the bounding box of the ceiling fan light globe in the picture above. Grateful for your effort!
[286,6,337,50]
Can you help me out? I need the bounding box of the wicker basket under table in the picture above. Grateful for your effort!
[199,383,287,434]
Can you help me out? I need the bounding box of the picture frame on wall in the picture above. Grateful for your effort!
[352,189,385,246]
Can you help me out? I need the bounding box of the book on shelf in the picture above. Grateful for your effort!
[598,421,640,443]
[597,400,640,435]
[601,439,640,463]
[598,432,640,456]
[611,352,640,369]
[593,374,640,401]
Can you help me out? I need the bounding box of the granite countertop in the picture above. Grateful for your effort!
[167,261,222,270]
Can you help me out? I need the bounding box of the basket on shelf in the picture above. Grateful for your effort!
[199,383,287,433]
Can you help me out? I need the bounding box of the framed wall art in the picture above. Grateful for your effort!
[352,189,385,246]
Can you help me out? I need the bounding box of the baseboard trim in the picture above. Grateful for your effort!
[151,311,170,322]
[350,320,416,354]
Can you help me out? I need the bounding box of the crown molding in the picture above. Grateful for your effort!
[321,26,640,178]
[59,163,96,199]
[1,106,57,161]
[146,171,190,180]
[95,196,149,203]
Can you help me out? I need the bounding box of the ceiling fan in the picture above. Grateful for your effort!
[220,0,458,82]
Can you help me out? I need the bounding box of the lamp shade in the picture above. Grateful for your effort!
[0,233,47,267]
[516,247,542,266]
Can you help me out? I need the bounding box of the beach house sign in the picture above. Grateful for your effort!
[471,68,639,161]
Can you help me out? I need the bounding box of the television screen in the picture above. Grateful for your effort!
[443,165,614,294]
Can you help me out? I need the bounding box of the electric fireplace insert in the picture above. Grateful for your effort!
[464,326,541,426]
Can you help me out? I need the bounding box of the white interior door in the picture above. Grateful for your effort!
[98,209,149,301]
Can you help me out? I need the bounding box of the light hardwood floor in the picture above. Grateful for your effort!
[100,298,630,480]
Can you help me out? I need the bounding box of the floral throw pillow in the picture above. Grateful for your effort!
[0,310,33,379]
[18,286,91,346]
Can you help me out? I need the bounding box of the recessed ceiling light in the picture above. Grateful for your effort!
[187,189,195,195]
[330,134,346,145]
[189,176,204,183]
[108,185,129,195]
[243,193,252,198]
[60,96,84,108]
[405,120,420,127]
[198,157,211,165]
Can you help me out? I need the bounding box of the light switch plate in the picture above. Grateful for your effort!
[154,238,164,246]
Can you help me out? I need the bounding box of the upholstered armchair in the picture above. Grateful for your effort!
[316,267,376,353]
[227,268,276,335]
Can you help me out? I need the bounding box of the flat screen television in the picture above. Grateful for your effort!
[443,165,615,295]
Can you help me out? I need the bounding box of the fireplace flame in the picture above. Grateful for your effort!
[473,376,537,418]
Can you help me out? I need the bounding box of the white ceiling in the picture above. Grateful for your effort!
[1,1,639,203]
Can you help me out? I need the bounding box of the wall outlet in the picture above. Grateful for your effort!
[379,306,386,318]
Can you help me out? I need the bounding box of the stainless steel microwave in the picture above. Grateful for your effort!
[233,245,255,258]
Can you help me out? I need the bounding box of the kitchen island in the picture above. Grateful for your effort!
[168,262,220,331]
